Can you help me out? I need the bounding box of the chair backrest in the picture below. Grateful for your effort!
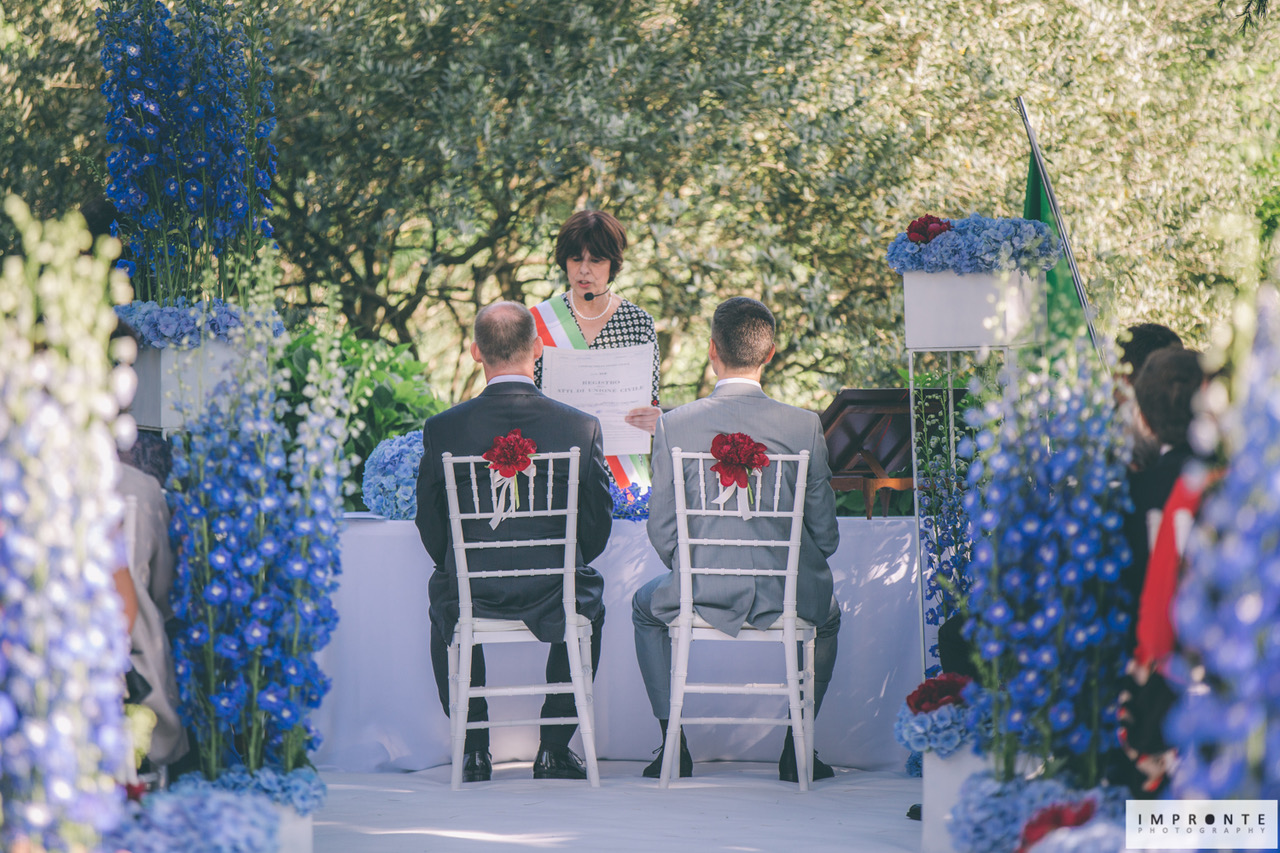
[670,447,810,624]
[441,448,582,628]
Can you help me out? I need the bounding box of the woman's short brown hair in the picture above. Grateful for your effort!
[554,210,627,282]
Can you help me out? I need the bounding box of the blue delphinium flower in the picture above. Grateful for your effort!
[167,304,346,789]
[962,341,1132,788]
[887,213,1062,276]
[610,483,651,521]
[362,431,424,520]
[1,207,131,852]
[1167,286,1280,800]
[97,0,277,303]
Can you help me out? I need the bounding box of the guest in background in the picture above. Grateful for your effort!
[118,455,190,769]
[531,210,661,490]
[1120,347,1203,632]
[121,429,173,488]
[1116,322,1183,472]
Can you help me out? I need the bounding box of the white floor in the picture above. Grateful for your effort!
[316,761,923,853]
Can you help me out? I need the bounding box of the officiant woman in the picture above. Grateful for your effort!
[531,210,662,489]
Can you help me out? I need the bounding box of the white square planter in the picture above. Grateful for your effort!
[922,748,987,853]
[275,803,314,853]
[903,270,1046,351]
[130,341,240,430]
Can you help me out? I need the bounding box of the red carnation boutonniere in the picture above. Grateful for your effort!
[906,214,952,244]
[709,432,770,519]
[482,428,538,529]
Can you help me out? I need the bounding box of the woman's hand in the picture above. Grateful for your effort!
[624,405,661,436]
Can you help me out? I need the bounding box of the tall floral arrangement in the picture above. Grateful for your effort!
[96,0,277,303]
[1166,286,1280,800]
[166,275,348,786]
[961,342,1132,788]
[0,199,132,851]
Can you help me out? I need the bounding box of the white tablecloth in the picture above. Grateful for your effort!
[313,516,923,771]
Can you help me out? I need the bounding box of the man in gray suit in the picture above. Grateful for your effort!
[631,296,842,782]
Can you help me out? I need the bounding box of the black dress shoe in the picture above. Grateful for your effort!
[532,746,588,780]
[906,803,922,821]
[461,750,492,783]
[778,732,836,783]
[641,730,693,778]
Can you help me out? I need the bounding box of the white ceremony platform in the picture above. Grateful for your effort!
[312,516,928,851]
[315,516,925,771]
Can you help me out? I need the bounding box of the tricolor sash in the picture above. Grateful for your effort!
[531,297,652,490]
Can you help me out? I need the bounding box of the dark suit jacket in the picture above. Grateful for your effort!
[415,381,613,643]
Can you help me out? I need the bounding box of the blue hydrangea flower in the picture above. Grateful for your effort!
[362,431,424,520]
[886,213,1062,276]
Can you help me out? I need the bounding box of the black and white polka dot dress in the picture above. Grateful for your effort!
[535,294,661,406]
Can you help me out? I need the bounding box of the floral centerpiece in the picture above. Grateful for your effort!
[0,201,132,852]
[949,772,1125,853]
[887,213,1061,277]
[98,0,280,429]
[888,214,1062,350]
[894,674,985,759]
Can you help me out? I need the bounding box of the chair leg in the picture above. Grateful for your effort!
[661,622,692,788]
[450,634,471,791]
[782,632,809,792]
[803,635,817,785]
[565,627,600,787]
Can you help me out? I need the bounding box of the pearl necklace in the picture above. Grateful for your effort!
[566,291,614,322]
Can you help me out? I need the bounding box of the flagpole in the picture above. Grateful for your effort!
[1015,96,1107,367]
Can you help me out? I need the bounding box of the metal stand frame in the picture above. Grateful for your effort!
[908,346,1012,678]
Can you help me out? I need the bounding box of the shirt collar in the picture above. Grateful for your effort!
[487,374,536,386]
[714,377,762,390]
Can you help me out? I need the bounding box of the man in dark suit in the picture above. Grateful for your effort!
[631,296,842,782]
[415,301,614,782]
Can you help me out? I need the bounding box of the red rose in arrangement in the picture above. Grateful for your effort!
[1017,799,1097,853]
[905,672,972,714]
[483,429,538,478]
[906,214,952,244]
[710,432,770,488]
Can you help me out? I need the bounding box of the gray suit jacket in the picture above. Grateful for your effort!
[646,382,839,635]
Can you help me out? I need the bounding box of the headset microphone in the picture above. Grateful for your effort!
[583,288,612,302]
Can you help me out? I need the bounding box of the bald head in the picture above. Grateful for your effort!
[473,301,540,375]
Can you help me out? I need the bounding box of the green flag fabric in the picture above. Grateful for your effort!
[1023,155,1089,343]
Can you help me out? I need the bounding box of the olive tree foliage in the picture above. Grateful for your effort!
[268,0,839,403]
[0,1,108,251]
[2,0,1278,409]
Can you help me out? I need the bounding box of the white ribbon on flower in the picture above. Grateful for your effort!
[712,481,752,520]
[489,466,536,529]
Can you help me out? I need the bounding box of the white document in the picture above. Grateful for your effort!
[541,343,654,458]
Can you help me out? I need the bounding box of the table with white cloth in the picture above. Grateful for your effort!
[313,515,923,771]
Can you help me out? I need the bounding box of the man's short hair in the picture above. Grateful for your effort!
[711,297,776,370]
[1119,323,1183,376]
[554,210,627,282]
[1134,347,1203,447]
[474,302,537,366]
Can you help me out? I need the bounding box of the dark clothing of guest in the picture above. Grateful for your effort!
[1120,444,1193,626]
[414,380,613,750]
